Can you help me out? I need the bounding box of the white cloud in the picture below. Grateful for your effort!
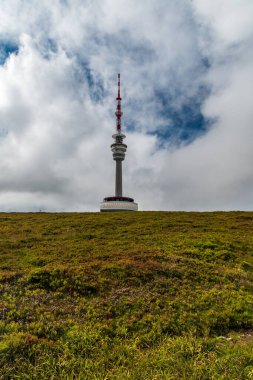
[0,0,252,210]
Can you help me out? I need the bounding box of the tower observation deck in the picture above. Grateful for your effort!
[100,74,138,212]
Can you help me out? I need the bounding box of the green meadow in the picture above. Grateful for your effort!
[0,212,252,379]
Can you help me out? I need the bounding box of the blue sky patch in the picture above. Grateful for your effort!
[154,83,211,144]
[83,65,107,103]
[0,41,19,65]
[124,83,213,148]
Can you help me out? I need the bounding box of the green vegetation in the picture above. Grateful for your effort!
[0,211,253,379]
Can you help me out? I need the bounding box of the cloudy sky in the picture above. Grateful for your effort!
[0,0,253,211]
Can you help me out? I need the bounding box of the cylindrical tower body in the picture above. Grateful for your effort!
[115,160,122,196]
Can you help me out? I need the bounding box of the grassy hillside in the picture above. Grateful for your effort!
[0,211,253,379]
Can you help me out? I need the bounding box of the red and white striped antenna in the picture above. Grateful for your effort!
[115,73,123,131]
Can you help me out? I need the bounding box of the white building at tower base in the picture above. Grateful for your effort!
[100,196,138,212]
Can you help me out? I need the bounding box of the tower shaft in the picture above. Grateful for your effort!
[115,160,122,196]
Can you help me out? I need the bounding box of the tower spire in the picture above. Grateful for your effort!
[117,73,121,99]
[115,73,122,131]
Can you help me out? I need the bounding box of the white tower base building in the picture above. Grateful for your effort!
[100,197,138,212]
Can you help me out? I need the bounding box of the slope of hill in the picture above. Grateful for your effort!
[0,212,253,379]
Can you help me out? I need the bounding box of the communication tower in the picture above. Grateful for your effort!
[100,74,138,212]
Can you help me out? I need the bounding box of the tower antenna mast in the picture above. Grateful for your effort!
[116,73,122,132]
